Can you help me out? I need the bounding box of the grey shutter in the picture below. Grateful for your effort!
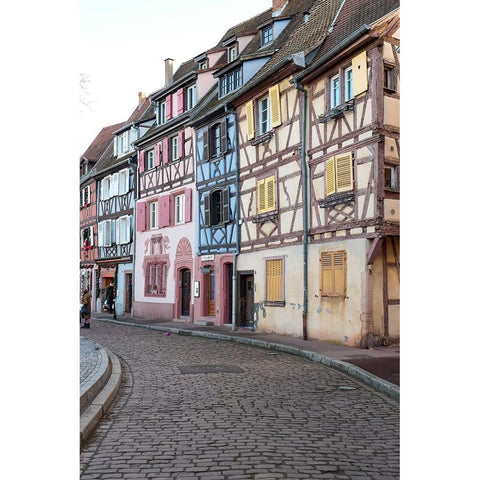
[222,186,230,223]
[204,193,210,226]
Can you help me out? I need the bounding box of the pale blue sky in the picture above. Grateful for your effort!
[79,0,271,152]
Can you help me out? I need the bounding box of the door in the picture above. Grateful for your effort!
[181,269,191,316]
[207,268,215,316]
[239,273,254,327]
[125,273,132,313]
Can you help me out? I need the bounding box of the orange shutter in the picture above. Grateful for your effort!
[335,152,353,192]
[269,84,281,128]
[266,259,283,302]
[246,100,255,140]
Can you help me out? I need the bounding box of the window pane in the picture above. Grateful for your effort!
[345,68,353,101]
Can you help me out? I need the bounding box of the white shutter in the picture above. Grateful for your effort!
[87,185,91,204]
[113,137,118,156]
[89,226,94,246]
[98,222,104,247]
[104,220,111,246]
[111,173,119,196]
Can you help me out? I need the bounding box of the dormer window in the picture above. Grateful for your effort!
[227,45,237,63]
[159,101,166,124]
[261,25,273,46]
[186,85,197,110]
[198,61,208,70]
[219,67,242,98]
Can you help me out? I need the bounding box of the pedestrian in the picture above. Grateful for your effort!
[106,284,114,313]
[81,288,92,329]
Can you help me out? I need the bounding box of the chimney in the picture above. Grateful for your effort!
[164,58,174,85]
[272,0,289,15]
[138,91,146,105]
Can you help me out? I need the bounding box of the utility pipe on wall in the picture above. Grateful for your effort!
[293,79,309,340]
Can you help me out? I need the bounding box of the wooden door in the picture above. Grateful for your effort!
[207,269,215,316]
[181,269,191,316]
[240,273,254,327]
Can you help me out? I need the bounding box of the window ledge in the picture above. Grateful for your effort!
[250,131,273,146]
[252,211,278,223]
[319,192,354,208]
[318,101,354,123]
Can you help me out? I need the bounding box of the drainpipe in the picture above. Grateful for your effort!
[294,79,309,340]
[130,152,139,319]
[226,105,240,331]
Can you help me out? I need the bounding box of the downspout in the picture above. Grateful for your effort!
[226,105,240,332]
[130,150,140,319]
[293,79,309,340]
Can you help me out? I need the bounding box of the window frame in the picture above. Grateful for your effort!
[117,214,131,244]
[145,260,168,297]
[385,165,399,191]
[256,174,276,214]
[186,85,197,110]
[171,136,179,161]
[159,101,166,124]
[384,63,397,92]
[204,187,230,227]
[149,201,158,230]
[258,94,271,135]
[261,25,273,46]
[118,168,129,195]
[146,150,155,170]
[174,193,185,225]
[219,67,242,98]
[344,67,353,102]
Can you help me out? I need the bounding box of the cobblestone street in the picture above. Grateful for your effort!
[80,322,399,479]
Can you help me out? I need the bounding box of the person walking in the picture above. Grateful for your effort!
[106,284,114,314]
[81,288,92,329]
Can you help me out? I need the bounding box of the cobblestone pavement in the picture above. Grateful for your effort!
[80,322,399,479]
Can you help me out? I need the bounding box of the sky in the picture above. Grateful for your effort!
[78,0,272,153]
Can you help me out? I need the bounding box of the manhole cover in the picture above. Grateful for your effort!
[178,364,244,375]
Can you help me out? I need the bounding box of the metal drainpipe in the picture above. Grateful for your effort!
[294,79,309,340]
[226,106,240,332]
[130,151,139,319]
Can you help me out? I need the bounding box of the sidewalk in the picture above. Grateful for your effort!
[91,312,399,394]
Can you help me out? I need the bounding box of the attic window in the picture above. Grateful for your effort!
[199,61,208,70]
[304,12,310,22]
[227,45,237,62]
[261,25,273,46]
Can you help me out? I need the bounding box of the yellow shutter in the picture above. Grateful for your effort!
[246,100,255,140]
[326,157,336,196]
[266,175,276,211]
[269,84,282,128]
[335,152,353,192]
[266,259,283,302]
[257,179,266,213]
[352,51,368,97]
[321,251,346,297]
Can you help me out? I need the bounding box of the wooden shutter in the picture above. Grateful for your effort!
[154,143,161,167]
[220,119,227,154]
[185,187,192,223]
[222,186,230,223]
[321,251,346,297]
[162,138,169,164]
[246,100,255,140]
[257,179,266,213]
[139,151,145,173]
[325,157,336,196]
[177,88,184,115]
[202,129,209,161]
[335,152,353,192]
[165,94,173,120]
[266,175,276,211]
[136,201,146,232]
[266,259,283,302]
[178,130,184,158]
[204,193,210,226]
[89,226,94,246]
[98,222,104,246]
[352,51,368,97]
[269,84,282,128]
[159,194,170,227]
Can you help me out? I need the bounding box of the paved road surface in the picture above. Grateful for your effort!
[80,322,399,479]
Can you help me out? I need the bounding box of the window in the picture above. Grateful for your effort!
[186,85,197,110]
[219,67,242,97]
[149,201,158,229]
[174,193,185,225]
[261,25,273,46]
[118,168,129,195]
[171,136,179,160]
[330,74,340,108]
[159,101,166,124]
[146,150,155,170]
[325,152,354,196]
[101,177,110,200]
[198,60,208,70]
[117,215,131,244]
[266,258,284,304]
[258,95,271,135]
[147,262,168,296]
[344,67,353,101]
[257,175,276,214]
[211,124,221,158]
[321,251,346,297]
[384,64,396,91]
[227,45,237,62]
[246,84,281,140]
[82,226,94,249]
[81,186,90,206]
[204,187,230,226]
[98,220,113,247]
[203,120,227,160]
[385,165,399,190]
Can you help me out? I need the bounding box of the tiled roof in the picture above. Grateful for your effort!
[81,122,124,162]
[314,0,400,60]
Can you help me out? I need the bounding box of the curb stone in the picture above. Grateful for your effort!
[95,317,399,402]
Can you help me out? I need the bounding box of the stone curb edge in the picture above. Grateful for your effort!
[99,318,399,403]
[80,348,122,449]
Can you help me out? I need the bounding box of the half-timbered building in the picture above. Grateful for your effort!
[293,0,400,346]
[230,0,399,346]
[80,123,122,304]
[93,93,154,316]
[133,61,199,321]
